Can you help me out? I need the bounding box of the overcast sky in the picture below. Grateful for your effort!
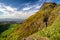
[0,0,60,19]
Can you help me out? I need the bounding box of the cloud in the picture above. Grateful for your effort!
[0,3,42,19]
[0,3,17,18]
[22,7,32,11]
[22,3,42,11]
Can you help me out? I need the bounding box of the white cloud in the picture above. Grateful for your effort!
[0,3,42,19]
[22,7,32,11]
[22,3,42,11]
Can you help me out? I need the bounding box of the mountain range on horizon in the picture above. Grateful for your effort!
[0,18,24,24]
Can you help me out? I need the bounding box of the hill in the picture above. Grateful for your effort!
[25,15,60,40]
[0,18,24,24]
[0,2,60,40]
[0,24,21,40]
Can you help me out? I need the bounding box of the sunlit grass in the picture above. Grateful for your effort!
[37,16,60,40]
[0,24,21,40]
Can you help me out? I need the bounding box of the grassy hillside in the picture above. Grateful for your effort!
[25,15,60,40]
[0,24,20,40]
[37,15,60,40]
[0,2,60,40]
[4,2,60,40]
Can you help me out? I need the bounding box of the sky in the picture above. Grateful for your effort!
[0,0,60,19]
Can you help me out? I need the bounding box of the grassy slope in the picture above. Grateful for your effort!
[5,2,60,40]
[0,2,60,40]
[25,15,60,40]
[0,24,20,40]
[37,15,60,40]
[25,6,60,40]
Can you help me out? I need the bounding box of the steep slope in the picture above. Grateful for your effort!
[5,2,60,40]
[37,14,60,40]
[25,14,60,40]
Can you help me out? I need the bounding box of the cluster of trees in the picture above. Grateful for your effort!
[0,23,10,34]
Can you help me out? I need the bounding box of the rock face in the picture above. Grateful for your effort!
[6,2,60,40]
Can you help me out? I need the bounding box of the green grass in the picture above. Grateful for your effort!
[0,24,21,40]
[0,2,60,40]
[4,3,60,40]
[37,16,60,40]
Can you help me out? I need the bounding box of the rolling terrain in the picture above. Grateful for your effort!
[0,2,60,40]
[0,24,21,40]
[25,15,60,40]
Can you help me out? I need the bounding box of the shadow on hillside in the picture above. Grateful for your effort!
[0,24,10,34]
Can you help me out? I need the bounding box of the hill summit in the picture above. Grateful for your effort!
[1,2,60,40]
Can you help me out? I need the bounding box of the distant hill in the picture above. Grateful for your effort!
[0,18,24,24]
[0,2,60,40]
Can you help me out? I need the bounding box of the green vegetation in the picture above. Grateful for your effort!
[5,2,60,40]
[0,2,60,40]
[0,23,10,34]
[37,15,60,40]
[0,24,20,40]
